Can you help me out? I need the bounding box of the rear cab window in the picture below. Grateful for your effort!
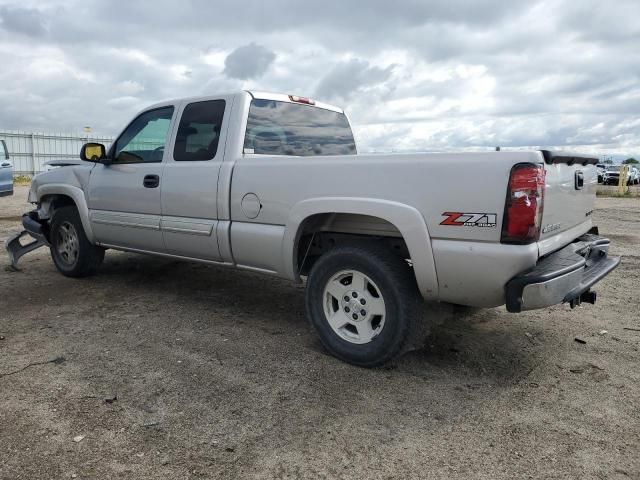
[243,99,356,156]
[174,100,226,161]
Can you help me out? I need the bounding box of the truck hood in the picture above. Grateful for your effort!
[29,163,95,203]
[44,158,90,168]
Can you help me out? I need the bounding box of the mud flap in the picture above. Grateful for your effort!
[5,230,49,270]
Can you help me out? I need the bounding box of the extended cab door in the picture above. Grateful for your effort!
[160,96,232,261]
[87,105,175,252]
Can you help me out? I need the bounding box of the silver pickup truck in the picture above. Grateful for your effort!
[7,91,620,366]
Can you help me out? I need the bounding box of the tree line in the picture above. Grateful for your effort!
[602,158,638,164]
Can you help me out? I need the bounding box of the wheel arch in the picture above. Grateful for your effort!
[37,184,96,243]
[283,197,438,299]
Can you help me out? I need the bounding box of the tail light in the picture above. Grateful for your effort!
[501,163,546,244]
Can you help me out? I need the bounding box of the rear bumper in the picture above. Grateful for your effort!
[505,233,620,313]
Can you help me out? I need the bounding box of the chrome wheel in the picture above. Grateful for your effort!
[322,269,386,344]
[56,220,79,266]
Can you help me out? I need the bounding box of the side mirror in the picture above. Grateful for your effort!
[80,143,108,163]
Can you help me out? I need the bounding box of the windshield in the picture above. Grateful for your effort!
[607,165,621,171]
[244,99,356,156]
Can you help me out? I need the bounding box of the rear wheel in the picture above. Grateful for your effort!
[305,243,424,367]
[50,206,105,277]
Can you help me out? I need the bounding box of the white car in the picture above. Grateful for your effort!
[604,165,639,185]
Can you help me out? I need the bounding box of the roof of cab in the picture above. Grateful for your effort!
[246,91,344,113]
[137,91,344,115]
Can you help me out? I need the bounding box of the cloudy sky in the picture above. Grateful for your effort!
[0,0,638,159]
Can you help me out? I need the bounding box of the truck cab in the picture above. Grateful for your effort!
[46,92,354,264]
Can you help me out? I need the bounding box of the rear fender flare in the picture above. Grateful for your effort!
[283,197,438,300]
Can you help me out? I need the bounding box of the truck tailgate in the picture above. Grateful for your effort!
[538,151,598,253]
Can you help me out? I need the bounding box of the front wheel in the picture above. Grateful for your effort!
[305,243,424,367]
[50,206,105,277]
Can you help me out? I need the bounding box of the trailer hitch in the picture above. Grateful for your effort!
[569,290,597,309]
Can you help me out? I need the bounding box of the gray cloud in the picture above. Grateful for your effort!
[0,6,47,37]
[0,0,637,159]
[223,43,276,80]
[316,59,395,101]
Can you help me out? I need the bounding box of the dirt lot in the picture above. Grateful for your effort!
[1,186,638,479]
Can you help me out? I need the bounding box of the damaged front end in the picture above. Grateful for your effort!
[5,210,50,269]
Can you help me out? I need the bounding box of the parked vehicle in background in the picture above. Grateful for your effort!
[596,163,606,183]
[603,165,638,185]
[603,165,620,185]
[7,91,620,366]
[0,140,13,197]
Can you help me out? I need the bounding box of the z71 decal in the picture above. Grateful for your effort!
[440,212,497,227]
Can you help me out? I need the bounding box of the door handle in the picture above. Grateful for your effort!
[143,174,160,188]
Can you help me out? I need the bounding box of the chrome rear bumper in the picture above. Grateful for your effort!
[505,233,620,313]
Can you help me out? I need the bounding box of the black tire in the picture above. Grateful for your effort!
[50,206,105,277]
[305,242,424,367]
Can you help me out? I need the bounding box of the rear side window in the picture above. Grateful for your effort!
[244,99,356,156]
[174,100,226,161]
[0,140,7,161]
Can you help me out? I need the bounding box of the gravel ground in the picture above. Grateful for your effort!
[0,186,639,479]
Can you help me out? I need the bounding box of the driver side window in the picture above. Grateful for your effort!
[113,106,174,163]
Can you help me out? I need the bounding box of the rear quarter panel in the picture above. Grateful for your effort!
[230,151,544,241]
[229,151,545,305]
